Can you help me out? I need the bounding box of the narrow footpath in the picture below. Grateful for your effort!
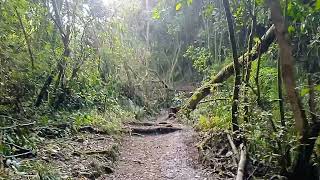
[105,113,212,180]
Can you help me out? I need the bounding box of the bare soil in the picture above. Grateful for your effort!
[105,114,213,180]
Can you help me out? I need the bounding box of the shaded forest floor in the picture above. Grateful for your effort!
[5,111,236,180]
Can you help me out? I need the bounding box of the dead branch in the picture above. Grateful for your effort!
[236,143,247,180]
[3,151,35,159]
[227,134,239,160]
[0,122,35,131]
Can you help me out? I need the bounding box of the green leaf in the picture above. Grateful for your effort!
[300,85,320,96]
[187,0,193,6]
[316,0,320,10]
[176,2,182,11]
[300,88,310,96]
[255,0,264,6]
[152,8,161,19]
[288,25,295,33]
[203,4,214,18]
[253,36,261,43]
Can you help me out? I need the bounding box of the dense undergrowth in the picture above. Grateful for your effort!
[1,0,320,179]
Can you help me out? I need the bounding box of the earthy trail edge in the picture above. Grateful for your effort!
[106,113,212,180]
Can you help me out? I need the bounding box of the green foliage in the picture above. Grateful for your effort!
[184,46,213,74]
[176,2,182,11]
[196,114,229,131]
[175,0,193,11]
[203,4,215,18]
[317,0,320,10]
[300,85,320,97]
[152,8,161,19]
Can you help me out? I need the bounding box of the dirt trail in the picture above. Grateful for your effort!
[105,113,211,180]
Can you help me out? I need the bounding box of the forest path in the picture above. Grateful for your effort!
[105,112,211,180]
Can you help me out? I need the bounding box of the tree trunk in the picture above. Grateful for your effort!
[255,43,262,106]
[35,73,54,107]
[267,0,307,134]
[277,55,285,126]
[290,71,319,179]
[15,8,35,69]
[244,3,256,122]
[267,0,319,179]
[183,25,275,112]
[308,74,317,123]
[291,122,320,180]
[222,0,241,133]
[50,0,71,109]
[0,131,3,172]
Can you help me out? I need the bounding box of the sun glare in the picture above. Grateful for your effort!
[101,0,118,6]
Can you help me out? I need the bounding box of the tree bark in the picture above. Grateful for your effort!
[255,43,262,106]
[290,72,319,179]
[277,55,285,126]
[35,73,54,107]
[308,74,317,123]
[291,121,320,179]
[222,0,241,133]
[0,131,3,172]
[183,25,275,112]
[267,0,307,134]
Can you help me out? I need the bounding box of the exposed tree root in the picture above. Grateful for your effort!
[130,126,182,135]
[128,122,155,126]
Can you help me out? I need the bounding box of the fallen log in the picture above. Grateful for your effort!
[183,25,275,112]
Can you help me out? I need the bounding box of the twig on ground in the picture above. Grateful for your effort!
[83,150,113,155]
[247,165,259,179]
[3,151,35,159]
